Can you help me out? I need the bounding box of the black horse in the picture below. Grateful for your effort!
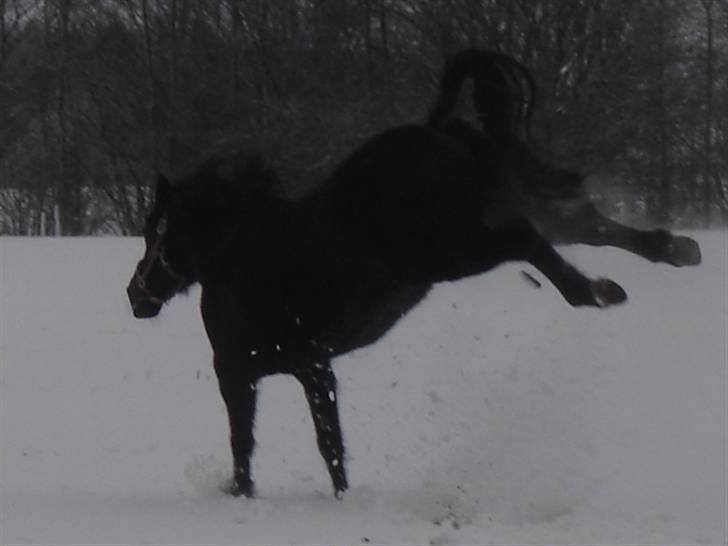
[126,51,700,499]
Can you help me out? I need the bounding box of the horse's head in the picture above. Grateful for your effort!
[127,154,279,318]
[127,175,194,318]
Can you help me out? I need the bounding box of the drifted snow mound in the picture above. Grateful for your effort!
[1,233,725,545]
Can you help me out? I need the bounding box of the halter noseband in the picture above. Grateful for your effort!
[133,216,186,305]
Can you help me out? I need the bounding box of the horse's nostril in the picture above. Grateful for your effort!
[130,299,162,319]
[127,280,155,317]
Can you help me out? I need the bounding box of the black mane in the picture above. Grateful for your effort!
[186,152,281,201]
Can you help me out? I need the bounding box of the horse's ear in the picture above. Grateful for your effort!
[156,174,172,204]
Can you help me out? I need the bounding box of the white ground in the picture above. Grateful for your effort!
[0,233,726,545]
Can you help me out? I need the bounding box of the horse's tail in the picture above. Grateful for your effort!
[427,48,535,141]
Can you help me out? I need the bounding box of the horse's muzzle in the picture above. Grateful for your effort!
[127,281,162,318]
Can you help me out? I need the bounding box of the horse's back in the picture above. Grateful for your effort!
[315,125,496,281]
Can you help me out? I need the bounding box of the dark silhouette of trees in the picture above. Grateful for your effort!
[1,0,726,234]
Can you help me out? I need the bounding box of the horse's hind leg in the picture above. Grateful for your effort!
[537,202,701,266]
[214,356,258,498]
[295,360,348,498]
[488,218,627,307]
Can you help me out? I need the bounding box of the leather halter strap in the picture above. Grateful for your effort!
[133,216,185,304]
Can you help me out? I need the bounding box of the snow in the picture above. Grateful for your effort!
[1,233,726,545]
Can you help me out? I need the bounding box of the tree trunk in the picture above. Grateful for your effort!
[364,0,373,97]
[702,0,714,226]
[229,0,242,113]
[1,0,6,68]
[656,0,671,224]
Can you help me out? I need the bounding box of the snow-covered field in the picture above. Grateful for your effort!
[0,233,726,545]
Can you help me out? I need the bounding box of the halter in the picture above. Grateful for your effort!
[133,216,186,305]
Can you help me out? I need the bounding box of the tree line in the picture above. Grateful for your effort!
[1,0,726,235]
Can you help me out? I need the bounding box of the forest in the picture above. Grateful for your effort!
[0,0,726,235]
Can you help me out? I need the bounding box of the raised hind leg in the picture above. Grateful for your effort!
[536,202,701,266]
[481,218,627,307]
[295,360,348,498]
[214,355,258,498]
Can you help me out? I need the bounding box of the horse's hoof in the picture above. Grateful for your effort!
[334,488,347,500]
[591,278,627,308]
[222,478,255,498]
[668,236,701,266]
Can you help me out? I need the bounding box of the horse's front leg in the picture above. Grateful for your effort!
[536,202,701,266]
[295,360,348,498]
[214,355,258,498]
